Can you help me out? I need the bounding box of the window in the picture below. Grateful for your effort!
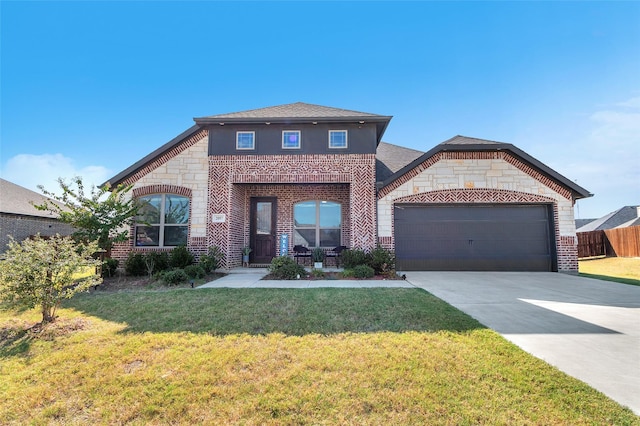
[293,200,341,247]
[329,130,347,149]
[135,194,189,247]
[282,130,301,149]
[236,131,255,150]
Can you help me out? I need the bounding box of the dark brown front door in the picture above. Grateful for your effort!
[250,197,277,263]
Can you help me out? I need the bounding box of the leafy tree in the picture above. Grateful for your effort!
[33,176,140,253]
[0,234,102,324]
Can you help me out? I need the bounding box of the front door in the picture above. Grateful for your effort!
[250,197,277,263]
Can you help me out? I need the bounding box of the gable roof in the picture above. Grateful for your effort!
[194,102,392,144]
[0,178,62,218]
[103,125,203,187]
[105,103,393,187]
[576,205,640,232]
[376,142,424,182]
[379,135,593,200]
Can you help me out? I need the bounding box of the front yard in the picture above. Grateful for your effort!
[579,257,640,286]
[1,288,637,424]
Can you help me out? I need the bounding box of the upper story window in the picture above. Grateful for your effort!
[236,131,255,150]
[329,130,348,149]
[282,130,301,149]
[135,194,189,247]
[293,200,341,247]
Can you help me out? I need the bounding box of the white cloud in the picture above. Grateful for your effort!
[616,96,640,109]
[1,153,112,194]
[568,96,640,218]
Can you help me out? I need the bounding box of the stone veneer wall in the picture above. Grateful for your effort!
[110,132,209,263]
[209,154,376,268]
[377,151,579,272]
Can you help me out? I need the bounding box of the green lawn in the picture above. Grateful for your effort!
[579,257,640,286]
[1,288,637,424]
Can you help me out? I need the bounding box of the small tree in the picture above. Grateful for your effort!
[33,176,140,253]
[0,235,102,324]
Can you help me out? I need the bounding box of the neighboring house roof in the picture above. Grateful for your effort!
[0,178,62,219]
[194,102,392,144]
[376,142,424,182]
[575,218,597,229]
[576,205,640,232]
[379,135,593,201]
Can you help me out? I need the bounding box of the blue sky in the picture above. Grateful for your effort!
[1,1,639,219]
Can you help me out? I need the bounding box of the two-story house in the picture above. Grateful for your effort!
[105,102,591,272]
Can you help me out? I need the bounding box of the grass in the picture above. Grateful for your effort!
[1,288,638,425]
[579,257,640,286]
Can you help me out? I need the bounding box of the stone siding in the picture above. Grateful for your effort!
[377,152,579,272]
[110,133,210,263]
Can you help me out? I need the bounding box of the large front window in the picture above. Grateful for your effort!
[135,194,189,247]
[293,200,341,247]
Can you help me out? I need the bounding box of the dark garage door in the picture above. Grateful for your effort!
[394,204,555,271]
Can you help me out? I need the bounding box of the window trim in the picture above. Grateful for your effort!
[135,193,190,248]
[236,131,256,150]
[282,130,301,149]
[293,200,342,248]
[328,130,348,149]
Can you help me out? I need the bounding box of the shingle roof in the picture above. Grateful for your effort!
[0,178,62,218]
[376,142,424,182]
[379,135,593,200]
[440,135,502,145]
[576,205,640,232]
[198,102,387,120]
[194,102,392,145]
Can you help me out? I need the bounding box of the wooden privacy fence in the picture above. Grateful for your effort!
[577,225,640,258]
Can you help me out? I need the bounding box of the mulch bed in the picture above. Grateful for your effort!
[93,273,225,292]
[263,272,403,281]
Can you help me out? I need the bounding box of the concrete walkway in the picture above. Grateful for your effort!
[197,268,414,288]
[404,271,640,415]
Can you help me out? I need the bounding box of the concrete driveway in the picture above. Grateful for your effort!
[404,271,640,415]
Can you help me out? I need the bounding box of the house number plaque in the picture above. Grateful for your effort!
[211,214,226,223]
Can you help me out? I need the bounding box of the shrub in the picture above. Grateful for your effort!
[170,245,194,268]
[310,268,325,278]
[150,251,170,271]
[184,265,206,279]
[162,269,188,285]
[125,252,147,276]
[312,247,325,263]
[269,256,307,280]
[341,248,368,269]
[367,246,395,275]
[0,235,102,324]
[144,251,170,277]
[341,269,355,278]
[199,246,223,273]
[352,264,375,279]
[102,257,119,277]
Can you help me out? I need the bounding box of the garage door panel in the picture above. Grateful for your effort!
[395,204,554,271]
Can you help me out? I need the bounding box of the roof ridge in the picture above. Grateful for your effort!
[440,135,505,145]
[199,102,389,120]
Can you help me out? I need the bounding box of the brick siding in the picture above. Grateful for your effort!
[0,213,74,254]
[209,154,376,268]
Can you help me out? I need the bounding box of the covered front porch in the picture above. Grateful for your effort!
[239,183,351,266]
